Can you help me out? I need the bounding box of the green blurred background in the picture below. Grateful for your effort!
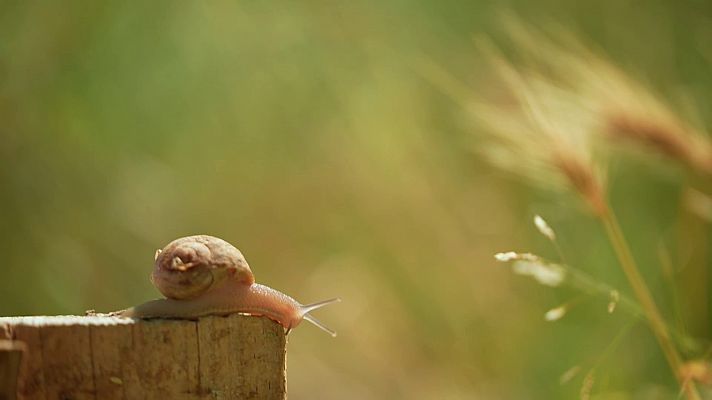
[1,1,711,398]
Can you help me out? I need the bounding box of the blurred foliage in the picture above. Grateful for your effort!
[1,1,712,398]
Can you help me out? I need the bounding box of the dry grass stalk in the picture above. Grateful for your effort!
[478,17,712,177]
[606,112,712,174]
[475,21,705,399]
[473,32,607,216]
[551,150,606,215]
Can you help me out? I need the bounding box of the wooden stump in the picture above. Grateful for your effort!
[0,315,287,400]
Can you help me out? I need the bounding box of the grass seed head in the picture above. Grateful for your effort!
[534,214,556,241]
[559,366,582,385]
[473,26,607,214]
[494,251,539,262]
[607,290,620,314]
[511,259,566,287]
[544,305,567,321]
[580,371,595,400]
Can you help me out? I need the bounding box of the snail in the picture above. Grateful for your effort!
[118,235,340,336]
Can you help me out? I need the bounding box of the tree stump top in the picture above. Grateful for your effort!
[0,314,287,400]
[1,315,134,327]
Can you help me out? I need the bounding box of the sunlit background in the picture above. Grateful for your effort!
[2,1,712,398]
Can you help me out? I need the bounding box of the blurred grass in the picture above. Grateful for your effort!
[1,1,712,398]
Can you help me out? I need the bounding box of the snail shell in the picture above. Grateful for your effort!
[152,235,254,300]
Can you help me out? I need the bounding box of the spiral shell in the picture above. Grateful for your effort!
[152,235,254,300]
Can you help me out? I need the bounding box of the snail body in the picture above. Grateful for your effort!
[120,235,340,336]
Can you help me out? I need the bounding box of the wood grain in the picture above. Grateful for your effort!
[0,339,25,400]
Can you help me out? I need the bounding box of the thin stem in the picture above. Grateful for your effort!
[579,320,637,395]
[599,204,701,400]
[593,320,637,368]
[562,264,642,318]
[552,239,569,267]
[560,259,704,350]
[658,241,690,344]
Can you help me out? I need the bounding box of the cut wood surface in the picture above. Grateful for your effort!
[0,315,286,400]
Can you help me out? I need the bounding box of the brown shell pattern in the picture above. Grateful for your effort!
[152,235,254,299]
